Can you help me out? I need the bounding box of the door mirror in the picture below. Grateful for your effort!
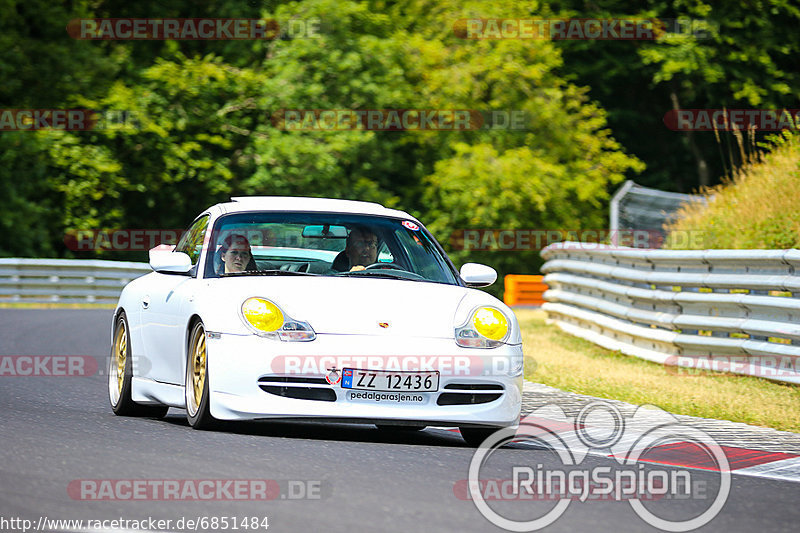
[149,248,193,274]
[460,263,497,288]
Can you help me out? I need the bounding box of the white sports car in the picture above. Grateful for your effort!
[108,197,523,445]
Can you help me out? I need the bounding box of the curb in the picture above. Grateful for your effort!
[519,380,800,482]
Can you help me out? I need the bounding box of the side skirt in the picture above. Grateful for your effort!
[132,377,185,408]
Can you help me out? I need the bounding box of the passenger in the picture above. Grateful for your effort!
[332,226,379,272]
[219,233,253,274]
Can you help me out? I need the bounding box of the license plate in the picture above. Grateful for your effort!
[342,368,439,392]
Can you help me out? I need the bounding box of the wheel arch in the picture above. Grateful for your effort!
[113,306,127,323]
[111,306,126,342]
[184,314,204,385]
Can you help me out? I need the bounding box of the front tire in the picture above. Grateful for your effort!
[185,320,217,430]
[108,311,168,418]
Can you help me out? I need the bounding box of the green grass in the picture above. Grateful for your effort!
[517,309,800,432]
[665,132,800,249]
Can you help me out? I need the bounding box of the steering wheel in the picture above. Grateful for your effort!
[364,262,405,271]
[362,262,426,280]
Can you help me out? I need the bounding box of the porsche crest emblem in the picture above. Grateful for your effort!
[378,322,390,329]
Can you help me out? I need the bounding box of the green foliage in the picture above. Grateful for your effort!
[398,0,642,288]
[1,0,642,285]
[0,135,62,257]
[7,0,798,282]
[0,0,125,256]
[546,0,800,191]
[665,132,800,249]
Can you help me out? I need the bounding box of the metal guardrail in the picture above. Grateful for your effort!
[0,258,150,303]
[609,180,705,244]
[540,243,800,384]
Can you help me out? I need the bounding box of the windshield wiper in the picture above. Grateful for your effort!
[223,270,318,277]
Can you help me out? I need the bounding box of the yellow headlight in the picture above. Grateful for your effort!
[472,307,508,341]
[242,297,284,332]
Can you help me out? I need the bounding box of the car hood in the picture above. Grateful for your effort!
[199,276,473,338]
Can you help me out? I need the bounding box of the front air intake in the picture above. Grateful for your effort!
[437,382,504,405]
[257,375,336,402]
[437,393,503,405]
[443,383,504,391]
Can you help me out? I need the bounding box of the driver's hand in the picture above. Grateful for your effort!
[349,265,366,272]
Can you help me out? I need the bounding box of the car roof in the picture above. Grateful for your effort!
[216,196,416,219]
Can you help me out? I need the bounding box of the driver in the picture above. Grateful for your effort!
[332,226,378,272]
[219,233,253,274]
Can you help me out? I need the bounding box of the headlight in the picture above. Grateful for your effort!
[242,298,283,332]
[455,306,509,348]
[241,297,316,341]
[473,307,508,340]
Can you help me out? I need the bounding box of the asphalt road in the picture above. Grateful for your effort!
[1,309,798,532]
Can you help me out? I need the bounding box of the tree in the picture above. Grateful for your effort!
[3,0,644,287]
[547,0,800,191]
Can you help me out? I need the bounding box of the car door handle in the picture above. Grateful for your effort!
[142,296,150,309]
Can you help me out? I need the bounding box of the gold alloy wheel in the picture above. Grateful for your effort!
[107,312,169,419]
[109,319,127,404]
[189,325,206,415]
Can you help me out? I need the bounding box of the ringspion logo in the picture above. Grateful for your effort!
[465,402,730,531]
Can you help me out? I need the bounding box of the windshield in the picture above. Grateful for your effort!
[203,212,460,285]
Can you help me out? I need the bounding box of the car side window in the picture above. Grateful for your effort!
[175,215,209,265]
[377,242,394,263]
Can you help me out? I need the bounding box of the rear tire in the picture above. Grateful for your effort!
[108,312,168,418]
[185,320,217,430]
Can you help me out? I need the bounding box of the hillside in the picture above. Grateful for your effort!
[665,134,800,249]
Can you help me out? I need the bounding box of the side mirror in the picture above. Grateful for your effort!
[149,248,193,274]
[460,263,497,288]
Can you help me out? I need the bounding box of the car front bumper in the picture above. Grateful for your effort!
[206,332,523,428]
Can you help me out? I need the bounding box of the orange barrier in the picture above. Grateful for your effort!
[503,274,547,307]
